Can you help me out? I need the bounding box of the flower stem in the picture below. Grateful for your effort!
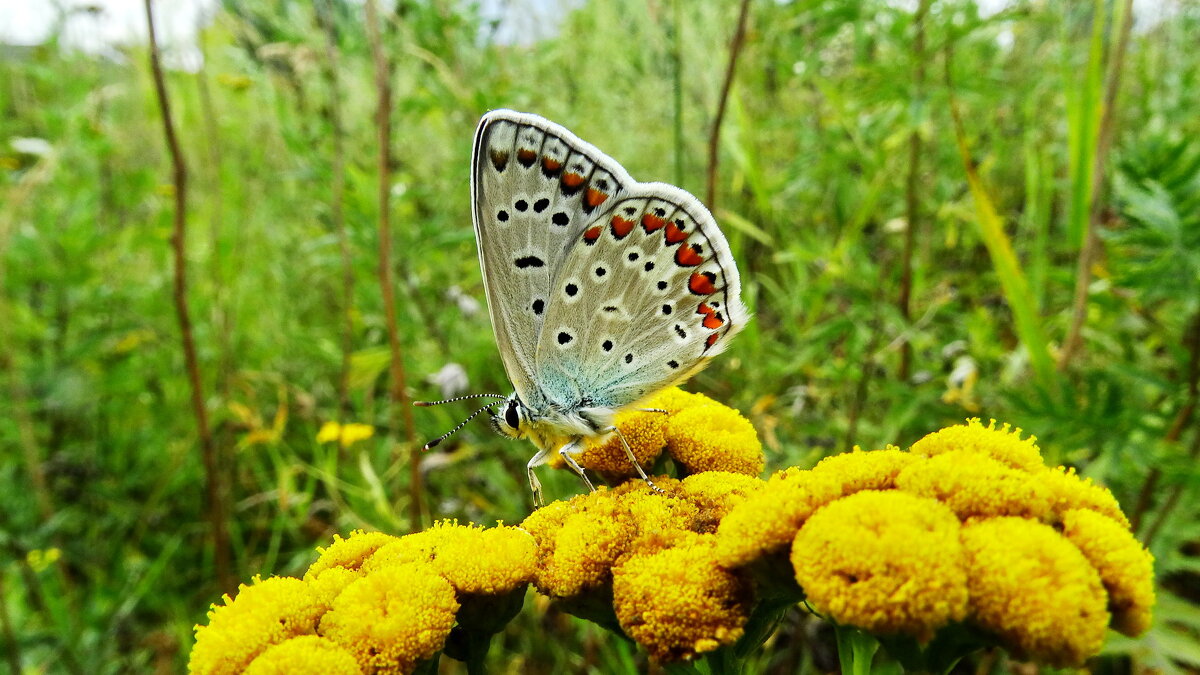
[835,626,878,675]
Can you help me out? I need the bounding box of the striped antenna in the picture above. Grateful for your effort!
[414,393,506,407]
[421,401,498,450]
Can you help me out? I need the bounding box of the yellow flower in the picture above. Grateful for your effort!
[665,401,763,476]
[678,471,765,532]
[961,517,1109,667]
[305,530,399,579]
[576,407,667,477]
[613,532,749,662]
[895,450,1051,520]
[319,564,459,674]
[521,488,638,597]
[189,577,325,675]
[26,548,61,573]
[364,521,537,595]
[521,481,695,597]
[644,386,710,414]
[315,421,375,448]
[1036,465,1131,528]
[1061,508,1155,636]
[243,636,361,675]
[307,567,361,611]
[909,419,1043,472]
[714,469,842,568]
[809,446,920,496]
[790,490,968,642]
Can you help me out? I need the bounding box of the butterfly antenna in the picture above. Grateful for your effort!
[421,401,497,450]
[414,393,506,407]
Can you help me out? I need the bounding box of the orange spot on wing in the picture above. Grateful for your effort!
[703,313,725,329]
[664,222,688,244]
[696,302,715,316]
[688,272,718,295]
[583,226,603,243]
[542,157,562,172]
[675,244,704,266]
[706,333,720,350]
[586,188,610,208]
[563,172,586,188]
[517,149,537,166]
[642,213,666,232]
[611,216,635,238]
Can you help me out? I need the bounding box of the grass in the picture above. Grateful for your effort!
[2,0,1200,672]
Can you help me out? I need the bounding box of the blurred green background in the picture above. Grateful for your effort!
[2,0,1198,672]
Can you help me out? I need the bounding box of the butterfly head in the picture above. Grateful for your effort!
[490,393,531,439]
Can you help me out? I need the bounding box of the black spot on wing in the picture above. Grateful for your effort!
[552,212,570,226]
[514,256,545,269]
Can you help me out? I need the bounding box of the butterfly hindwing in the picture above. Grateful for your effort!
[471,110,633,403]
[534,183,748,410]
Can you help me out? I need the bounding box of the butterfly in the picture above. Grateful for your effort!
[419,110,748,505]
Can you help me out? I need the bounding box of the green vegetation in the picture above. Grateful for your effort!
[2,0,1198,671]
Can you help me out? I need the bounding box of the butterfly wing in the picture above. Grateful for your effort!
[534,181,749,411]
[471,110,634,403]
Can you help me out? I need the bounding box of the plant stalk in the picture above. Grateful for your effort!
[706,0,752,209]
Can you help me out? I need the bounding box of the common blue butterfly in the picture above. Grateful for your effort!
[420,110,748,505]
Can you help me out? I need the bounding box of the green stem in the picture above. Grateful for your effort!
[836,626,878,675]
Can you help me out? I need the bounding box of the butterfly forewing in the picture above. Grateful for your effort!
[471,111,633,403]
[534,182,748,410]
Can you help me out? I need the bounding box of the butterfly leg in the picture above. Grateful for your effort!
[635,408,669,414]
[526,446,553,507]
[557,439,597,493]
[602,426,665,494]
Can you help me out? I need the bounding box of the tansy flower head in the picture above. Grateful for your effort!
[364,521,536,595]
[644,386,710,414]
[679,471,765,532]
[189,577,325,675]
[895,450,1052,521]
[1060,508,1155,636]
[612,532,749,662]
[790,490,968,642]
[1036,465,1131,528]
[305,530,398,579]
[809,446,920,496]
[242,636,360,675]
[714,469,843,568]
[319,564,459,674]
[910,419,1043,472]
[521,488,638,597]
[961,517,1109,667]
[577,407,667,477]
[307,567,361,611]
[665,401,764,476]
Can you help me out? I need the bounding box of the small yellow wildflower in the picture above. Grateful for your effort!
[1061,508,1155,636]
[243,636,361,675]
[319,564,459,674]
[665,402,764,476]
[612,533,749,662]
[1036,466,1131,528]
[364,521,537,595]
[26,547,61,573]
[808,446,920,496]
[679,471,765,531]
[961,517,1109,667]
[577,407,667,477]
[714,469,842,567]
[909,419,1044,472]
[189,577,325,675]
[306,567,360,611]
[895,450,1051,520]
[316,421,375,448]
[791,491,968,642]
[305,530,398,579]
[521,489,638,597]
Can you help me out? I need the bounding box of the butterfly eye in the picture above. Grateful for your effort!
[504,401,520,430]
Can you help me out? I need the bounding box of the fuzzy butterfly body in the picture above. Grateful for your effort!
[469,110,748,503]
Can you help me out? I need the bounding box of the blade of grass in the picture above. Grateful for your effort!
[945,42,1058,393]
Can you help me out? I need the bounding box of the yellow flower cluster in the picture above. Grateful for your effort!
[713,419,1155,667]
[189,523,536,675]
[573,388,764,479]
[520,472,762,661]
